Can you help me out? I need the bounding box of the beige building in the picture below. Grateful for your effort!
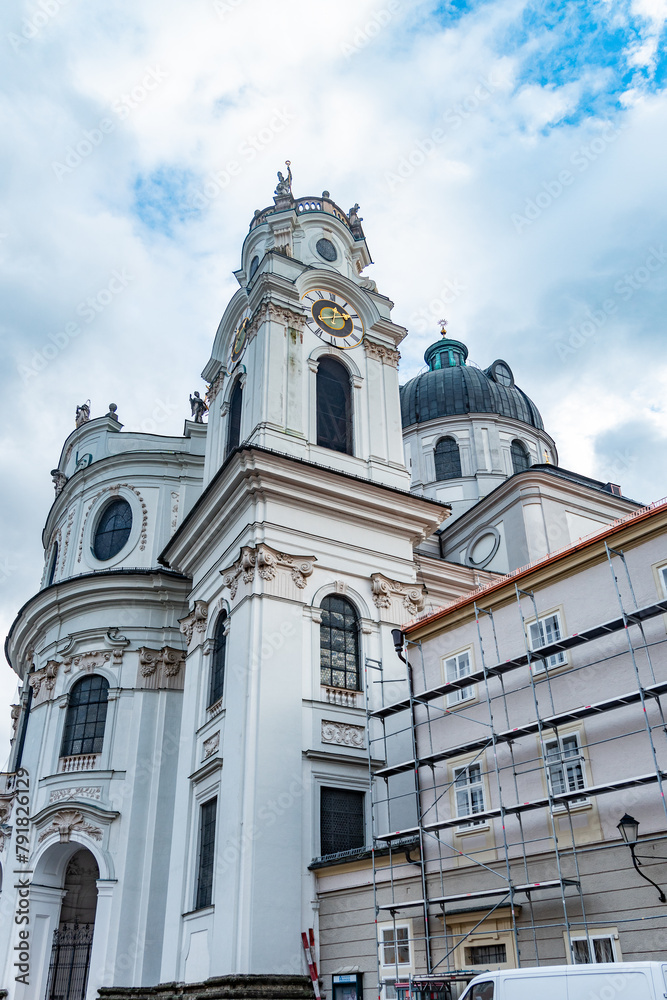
[315,499,667,999]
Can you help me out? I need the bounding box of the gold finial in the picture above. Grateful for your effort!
[439,318,448,337]
[285,160,292,190]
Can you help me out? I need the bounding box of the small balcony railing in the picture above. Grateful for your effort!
[59,754,100,773]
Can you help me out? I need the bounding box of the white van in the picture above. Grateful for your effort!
[459,962,667,999]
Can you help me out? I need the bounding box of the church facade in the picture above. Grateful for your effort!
[0,177,642,999]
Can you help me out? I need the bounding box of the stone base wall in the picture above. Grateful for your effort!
[98,975,314,1000]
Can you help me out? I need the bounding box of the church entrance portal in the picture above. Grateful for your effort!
[43,847,99,1000]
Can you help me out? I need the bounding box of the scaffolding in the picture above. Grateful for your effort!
[365,539,667,999]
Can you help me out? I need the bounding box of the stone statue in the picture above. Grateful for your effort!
[274,171,290,197]
[189,391,208,423]
[75,401,91,427]
[348,203,362,226]
[273,161,293,201]
[51,469,68,496]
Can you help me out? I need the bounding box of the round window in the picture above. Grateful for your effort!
[316,238,337,262]
[490,360,514,387]
[93,498,132,561]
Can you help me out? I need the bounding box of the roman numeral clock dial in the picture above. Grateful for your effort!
[301,289,365,349]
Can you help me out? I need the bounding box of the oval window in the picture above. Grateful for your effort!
[93,498,132,561]
[316,238,337,262]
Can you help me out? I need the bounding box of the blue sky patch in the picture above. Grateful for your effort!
[132,166,200,236]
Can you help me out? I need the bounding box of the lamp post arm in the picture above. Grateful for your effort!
[630,845,667,903]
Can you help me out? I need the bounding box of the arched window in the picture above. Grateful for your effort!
[208,612,227,708]
[46,543,58,586]
[434,436,462,480]
[316,357,352,455]
[226,379,243,456]
[61,675,109,758]
[320,595,360,691]
[511,439,531,474]
[93,498,132,561]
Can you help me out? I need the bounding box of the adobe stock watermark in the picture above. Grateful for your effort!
[341,0,401,58]
[408,277,469,333]
[512,124,624,234]
[187,107,296,211]
[555,245,667,361]
[13,768,32,987]
[18,268,134,381]
[7,0,69,54]
[51,67,168,180]
[385,72,505,192]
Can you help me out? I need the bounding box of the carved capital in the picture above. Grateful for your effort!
[371,573,426,621]
[221,544,315,600]
[364,339,400,368]
[28,660,61,704]
[137,645,186,689]
[206,368,226,404]
[179,602,209,646]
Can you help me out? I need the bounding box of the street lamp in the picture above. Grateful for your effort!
[617,813,666,903]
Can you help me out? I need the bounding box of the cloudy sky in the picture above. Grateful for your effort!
[1,0,667,759]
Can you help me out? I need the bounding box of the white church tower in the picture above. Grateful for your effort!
[1,173,466,999]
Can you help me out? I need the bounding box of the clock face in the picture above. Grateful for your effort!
[229,313,251,365]
[301,289,365,349]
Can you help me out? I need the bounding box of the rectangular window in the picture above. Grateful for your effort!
[320,787,365,856]
[465,944,507,965]
[454,762,486,826]
[544,734,587,802]
[445,651,474,704]
[659,565,667,596]
[381,926,411,967]
[194,798,217,910]
[572,935,616,963]
[529,612,567,671]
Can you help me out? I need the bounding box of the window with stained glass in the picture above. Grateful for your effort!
[320,595,360,691]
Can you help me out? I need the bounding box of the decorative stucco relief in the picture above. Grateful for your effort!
[28,660,61,705]
[371,573,426,621]
[321,720,365,749]
[206,368,226,404]
[137,645,186,690]
[62,649,123,674]
[202,732,220,760]
[170,491,180,532]
[78,482,148,562]
[49,787,102,804]
[38,809,103,844]
[221,544,315,600]
[179,601,208,647]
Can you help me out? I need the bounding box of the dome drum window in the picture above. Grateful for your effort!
[511,439,531,475]
[434,436,462,481]
[93,498,132,561]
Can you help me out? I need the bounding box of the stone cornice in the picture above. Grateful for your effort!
[5,570,191,679]
[161,446,446,576]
